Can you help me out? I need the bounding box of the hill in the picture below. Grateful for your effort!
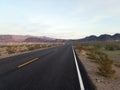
[77,33,120,42]
[0,35,65,43]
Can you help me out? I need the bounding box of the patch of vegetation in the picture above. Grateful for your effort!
[87,51,115,78]
[74,41,119,78]
[0,43,63,57]
[6,47,16,54]
[105,44,120,51]
[27,44,51,51]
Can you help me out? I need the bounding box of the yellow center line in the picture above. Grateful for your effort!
[17,58,39,68]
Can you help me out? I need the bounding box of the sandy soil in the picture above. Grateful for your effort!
[76,50,120,90]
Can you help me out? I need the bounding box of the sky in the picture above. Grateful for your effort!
[0,0,120,39]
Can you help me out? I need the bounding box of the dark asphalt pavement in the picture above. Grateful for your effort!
[0,45,96,90]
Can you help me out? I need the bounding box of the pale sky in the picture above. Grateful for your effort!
[0,0,120,39]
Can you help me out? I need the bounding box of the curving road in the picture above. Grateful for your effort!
[0,45,96,90]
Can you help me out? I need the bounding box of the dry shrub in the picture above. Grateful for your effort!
[6,47,16,54]
[87,51,115,78]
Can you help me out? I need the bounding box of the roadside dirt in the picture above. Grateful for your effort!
[76,50,120,90]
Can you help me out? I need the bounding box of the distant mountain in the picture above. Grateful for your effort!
[0,35,13,42]
[0,33,120,43]
[80,35,98,42]
[98,34,112,41]
[112,33,120,40]
[77,33,120,42]
[0,35,65,43]
[24,37,65,42]
[0,35,30,42]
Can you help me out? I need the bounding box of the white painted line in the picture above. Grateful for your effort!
[72,46,85,90]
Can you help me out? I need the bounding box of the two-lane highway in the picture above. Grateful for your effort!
[0,45,96,90]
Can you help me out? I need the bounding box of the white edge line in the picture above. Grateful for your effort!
[72,46,85,90]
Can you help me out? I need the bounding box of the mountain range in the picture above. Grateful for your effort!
[0,35,65,43]
[77,33,120,42]
[0,33,120,43]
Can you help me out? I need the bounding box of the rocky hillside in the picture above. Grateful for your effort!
[77,33,120,42]
[0,35,65,43]
[0,33,119,43]
[0,35,30,42]
[24,37,65,42]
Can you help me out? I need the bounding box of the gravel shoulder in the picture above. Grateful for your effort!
[76,50,120,90]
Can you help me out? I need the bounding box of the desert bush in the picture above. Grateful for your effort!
[19,49,27,52]
[74,41,118,78]
[87,51,115,78]
[34,45,41,49]
[27,44,43,51]
[105,44,120,51]
[87,51,106,63]
[27,45,36,51]
[74,44,83,51]
[75,41,120,51]
[97,54,115,78]
[6,47,16,54]
[105,45,114,51]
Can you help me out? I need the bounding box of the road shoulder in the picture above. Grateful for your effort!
[76,50,120,90]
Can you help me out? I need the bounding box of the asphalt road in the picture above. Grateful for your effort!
[0,45,96,90]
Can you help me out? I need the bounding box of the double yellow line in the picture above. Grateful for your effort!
[17,58,39,68]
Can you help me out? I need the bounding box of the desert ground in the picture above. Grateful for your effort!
[74,41,120,90]
[0,43,63,58]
